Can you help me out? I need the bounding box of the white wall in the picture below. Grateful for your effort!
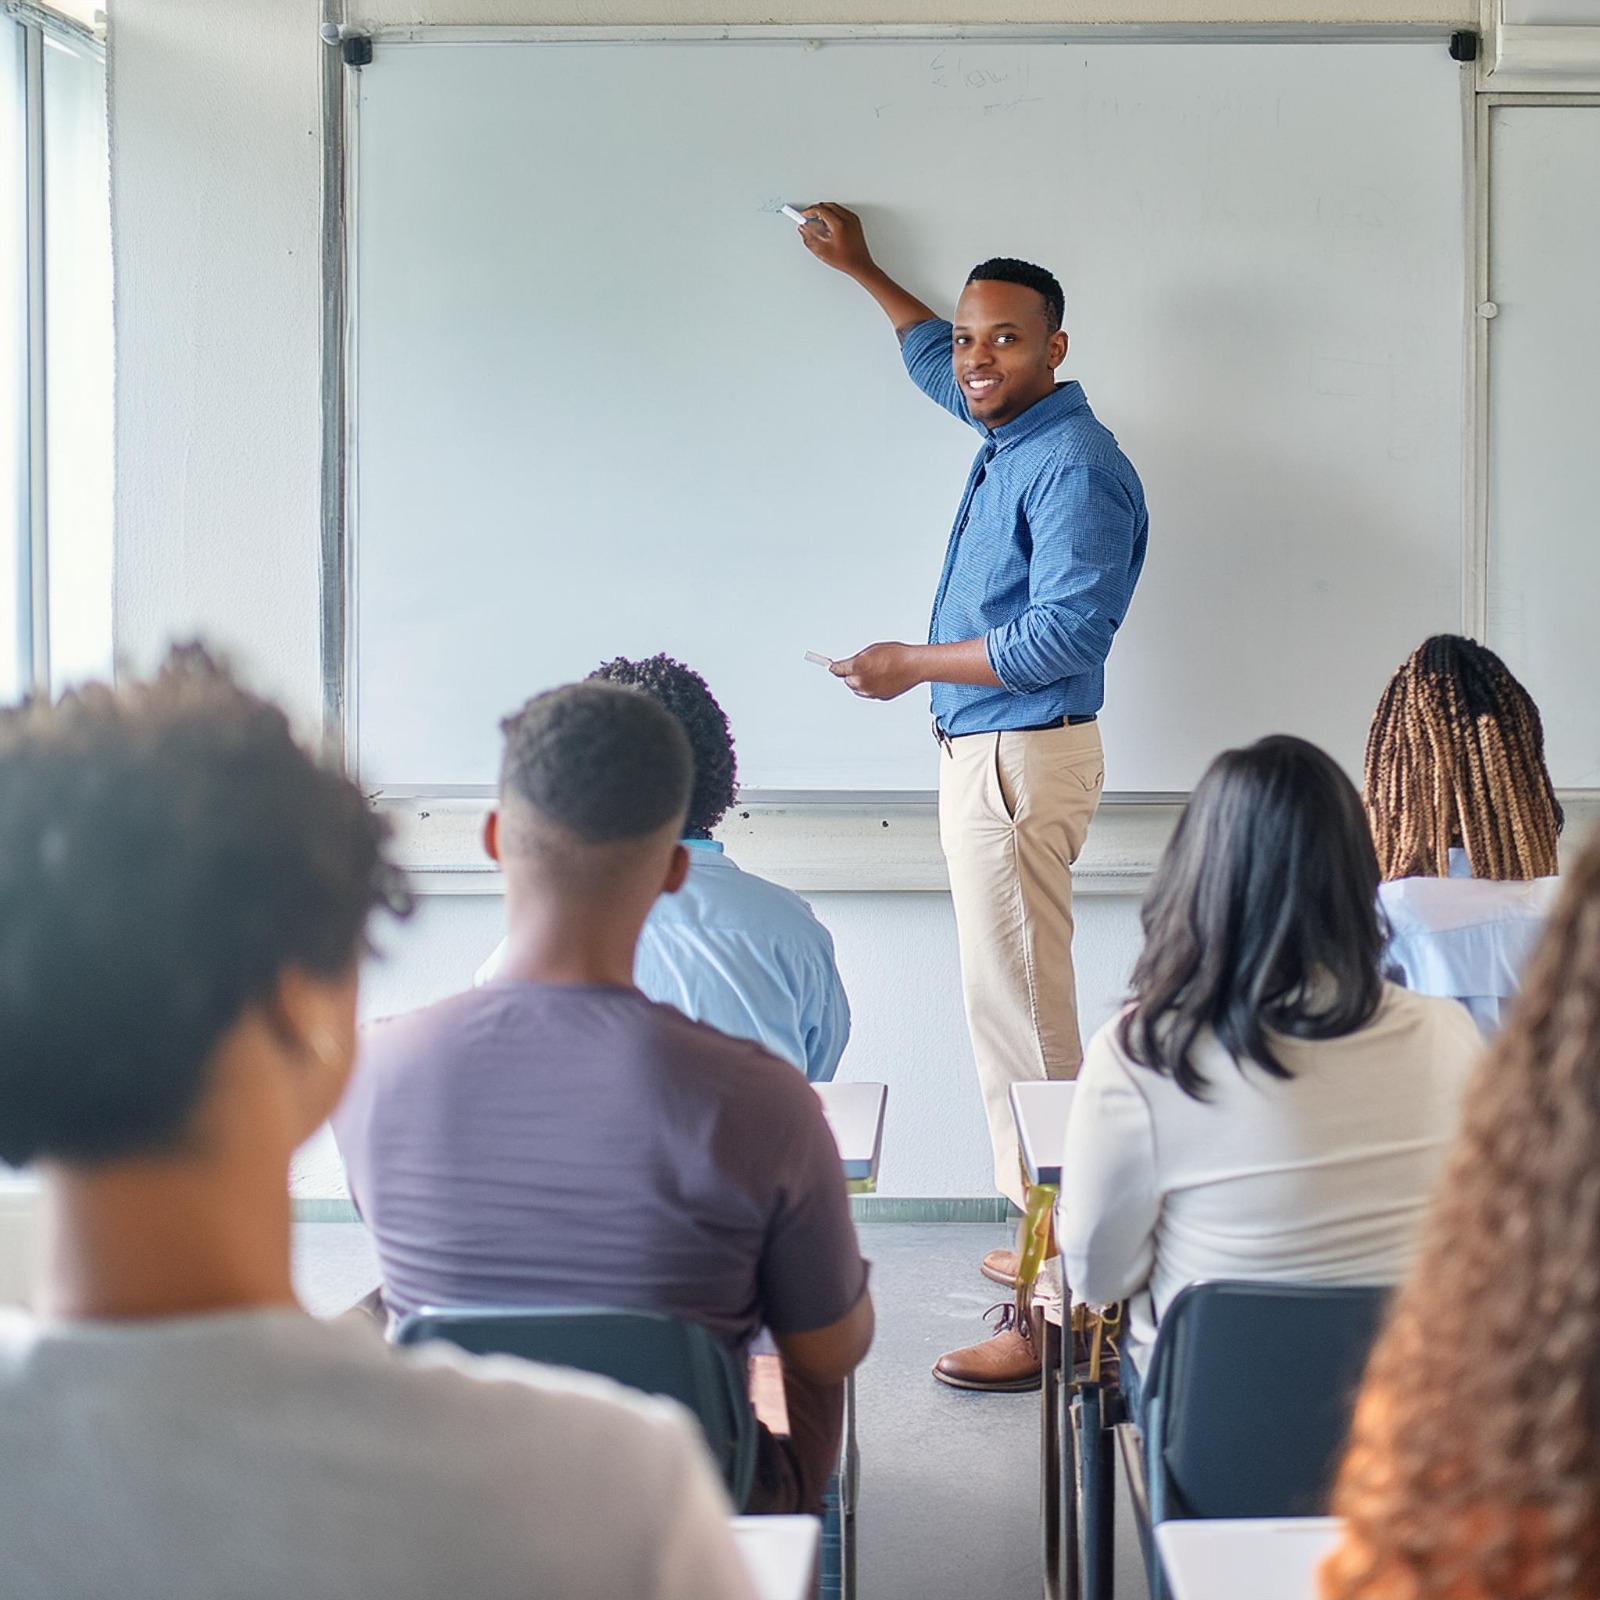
[111,0,1460,1197]
[110,0,323,722]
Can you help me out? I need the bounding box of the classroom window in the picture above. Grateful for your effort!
[0,10,112,704]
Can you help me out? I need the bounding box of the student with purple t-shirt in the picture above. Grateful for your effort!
[335,682,873,1518]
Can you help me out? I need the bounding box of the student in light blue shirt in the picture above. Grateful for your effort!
[477,654,850,1080]
[1364,635,1564,1034]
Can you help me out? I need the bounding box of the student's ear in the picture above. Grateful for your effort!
[1048,329,1069,370]
[275,966,360,1139]
[662,842,691,896]
[483,809,502,864]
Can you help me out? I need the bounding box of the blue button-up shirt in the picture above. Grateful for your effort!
[475,840,851,1082]
[903,318,1149,736]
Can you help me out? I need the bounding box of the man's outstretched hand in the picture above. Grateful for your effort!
[830,643,924,701]
[795,202,876,279]
[791,201,939,335]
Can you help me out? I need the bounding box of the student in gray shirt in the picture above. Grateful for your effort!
[337,681,874,1518]
[0,648,754,1600]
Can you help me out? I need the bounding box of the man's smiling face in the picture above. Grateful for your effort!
[951,278,1069,429]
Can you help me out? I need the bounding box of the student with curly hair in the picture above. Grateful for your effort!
[1322,828,1600,1600]
[0,648,754,1600]
[1365,636,1563,1033]
[478,653,850,1081]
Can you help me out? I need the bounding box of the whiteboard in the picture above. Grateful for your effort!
[1486,104,1600,789]
[350,36,1467,793]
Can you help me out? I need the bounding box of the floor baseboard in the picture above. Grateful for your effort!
[291,1196,1020,1225]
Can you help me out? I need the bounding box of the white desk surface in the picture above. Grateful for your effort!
[813,1081,886,1183]
[1008,1081,1076,1187]
[1156,1517,1342,1600]
[731,1514,820,1600]
[0,1187,41,1309]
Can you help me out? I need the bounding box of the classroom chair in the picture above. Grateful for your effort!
[394,1305,760,1508]
[395,1305,856,1598]
[1115,1280,1390,1600]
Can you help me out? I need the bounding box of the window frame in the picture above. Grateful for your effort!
[3,0,106,700]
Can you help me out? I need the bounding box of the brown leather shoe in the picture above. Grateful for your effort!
[932,1303,1042,1392]
[980,1247,1020,1288]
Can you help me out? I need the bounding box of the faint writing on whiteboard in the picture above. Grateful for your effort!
[927,52,1041,117]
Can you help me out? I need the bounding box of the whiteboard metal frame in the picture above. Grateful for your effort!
[323,23,1483,886]
[1472,90,1600,763]
[362,24,1456,46]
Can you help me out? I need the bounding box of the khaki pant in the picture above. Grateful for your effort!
[938,722,1104,1206]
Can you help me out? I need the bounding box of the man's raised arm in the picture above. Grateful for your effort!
[795,202,938,337]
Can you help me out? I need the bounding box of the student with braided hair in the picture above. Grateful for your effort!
[1321,826,1600,1600]
[1364,636,1562,1033]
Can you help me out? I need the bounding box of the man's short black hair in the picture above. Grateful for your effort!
[0,644,411,1168]
[966,257,1065,333]
[499,681,692,844]
[588,655,736,839]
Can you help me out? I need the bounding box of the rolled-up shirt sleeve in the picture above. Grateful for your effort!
[1057,1025,1161,1310]
[984,463,1141,694]
[900,318,969,423]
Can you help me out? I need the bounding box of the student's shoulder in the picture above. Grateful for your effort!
[688,857,834,942]
[1378,981,1484,1059]
[357,985,496,1055]
[322,1326,728,1529]
[1081,1006,1166,1089]
[393,1332,710,1454]
[651,999,813,1090]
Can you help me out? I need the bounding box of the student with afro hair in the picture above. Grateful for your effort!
[478,653,850,1082]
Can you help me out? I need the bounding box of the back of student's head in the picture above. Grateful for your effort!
[0,645,409,1168]
[498,682,692,887]
[1121,734,1384,1099]
[1326,828,1600,1598]
[588,655,737,839]
[1364,633,1562,882]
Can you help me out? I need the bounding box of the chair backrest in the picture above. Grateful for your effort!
[395,1305,759,1509]
[1143,1279,1390,1522]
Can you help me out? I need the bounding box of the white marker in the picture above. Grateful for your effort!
[781,204,820,227]
[804,651,834,669]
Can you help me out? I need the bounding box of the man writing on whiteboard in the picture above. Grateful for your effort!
[795,203,1148,1391]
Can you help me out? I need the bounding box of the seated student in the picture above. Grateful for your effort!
[1321,830,1600,1600]
[1365,635,1563,1033]
[336,682,873,1517]
[1049,735,1481,1413]
[0,649,753,1600]
[479,653,850,1081]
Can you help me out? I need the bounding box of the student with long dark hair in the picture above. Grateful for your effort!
[1058,735,1481,1408]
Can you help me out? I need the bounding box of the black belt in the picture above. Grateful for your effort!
[934,713,1096,746]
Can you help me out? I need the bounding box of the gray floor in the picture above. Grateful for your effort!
[291,1220,1146,1600]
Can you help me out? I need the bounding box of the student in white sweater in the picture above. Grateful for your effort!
[0,649,754,1600]
[1058,735,1482,1407]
